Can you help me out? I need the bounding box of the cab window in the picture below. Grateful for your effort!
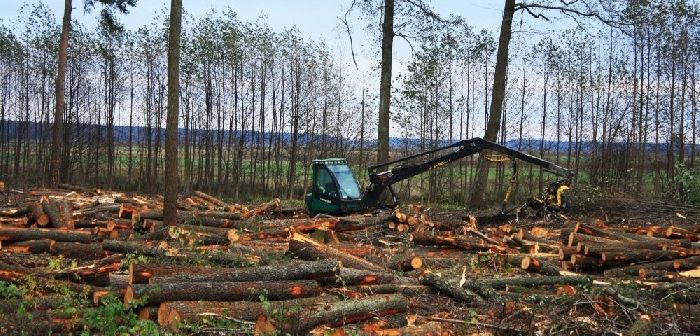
[315,166,338,197]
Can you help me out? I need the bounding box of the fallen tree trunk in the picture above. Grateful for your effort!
[420,273,486,304]
[148,260,339,284]
[101,240,166,257]
[472,275,592,289]
[601,250,683,264]
[603,255,700,277]
[0,227,94,243]
[2,239,52,253]
[288,233,386,272]
[519,256,561,276]
[125,280,322,306]
[49,241,107,260]
[319,267,415,286]
[387,255,423,272]
[130,263,229,284]
[343,284,430,296]
[193,191,227,207]
[333,213,396,232]
[281,294,408,334]
[410,231,492,252]
[158,296,340,331]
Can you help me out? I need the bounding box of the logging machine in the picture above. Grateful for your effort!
[305,137,574,216]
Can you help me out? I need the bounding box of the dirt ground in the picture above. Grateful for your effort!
[0,186,698,335]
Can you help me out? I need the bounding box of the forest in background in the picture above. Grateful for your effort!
[0,0,699,206]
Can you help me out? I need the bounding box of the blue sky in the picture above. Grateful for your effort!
[0,1,506,70]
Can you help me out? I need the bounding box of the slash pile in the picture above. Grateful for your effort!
[0,186,698,335]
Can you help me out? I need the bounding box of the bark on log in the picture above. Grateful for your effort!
[280,294,408,334]
[319,267,415,286]
[333,213,396,232]
[0,227,94,243]
[289,232,386,272]
[49,241,107,260]
[603,255,700,277]
[2,239,52,253]
[410,231,491,251]
[193,191,227,207]
[158,296,340,330]
[42,199,74,229]
[125,280,321,306]
[101,240,166,257]
[343,284,430,296]
[420,273,486,304]
[601,250,683,264]
[520,256,561,276]
[387,255,423,272]
[130,263,233,284]
[574,223,634,242]
[472,275,592,289]
[148,260,339,284]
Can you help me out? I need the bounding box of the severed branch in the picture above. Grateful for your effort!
[340,0,359,69]
[514,2,628,28]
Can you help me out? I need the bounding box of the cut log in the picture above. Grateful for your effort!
[49,241,107,260]
[193,191,227,207]
[46,199,75,229]
[118,204,139,219]
[410,231,491,251]
[520,256,562,276]
[568,232,618,247]
[29,203,50,226]
[125,280,322,306]
[319,267,415,286]
[574,222,634,242]
[130,263,235,284]
[101,240,166,257]
[289,232,386,272]
[0,217,29,227]
[472,275,592,289]
[665,226,699,241]
[138,306,159,322]
[280,294,408,334]
[148,260,339,284]
[248,198,280,217]
[558,247,577,261]
[601,250,683,264]
[387,255,423,272]
[420,273,485,304]
[2,239,52,253]
[343,284,430,296]
[0,227,94,243]
[0,260,37,282]
[158,296,340,331]
[333,213,396,232]
[603,255,700,277]
[570,254,605,271]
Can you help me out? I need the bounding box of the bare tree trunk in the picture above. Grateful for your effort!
[377,0,394,164]
[469,0,515,207]
[50,0,72,188]
[164,0,182,226]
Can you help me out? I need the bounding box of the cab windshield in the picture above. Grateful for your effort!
[326,164,362,200]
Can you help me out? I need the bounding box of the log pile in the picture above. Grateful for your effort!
[0,186,698,335]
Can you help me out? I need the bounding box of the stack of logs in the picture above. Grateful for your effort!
[0,185,698,335]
